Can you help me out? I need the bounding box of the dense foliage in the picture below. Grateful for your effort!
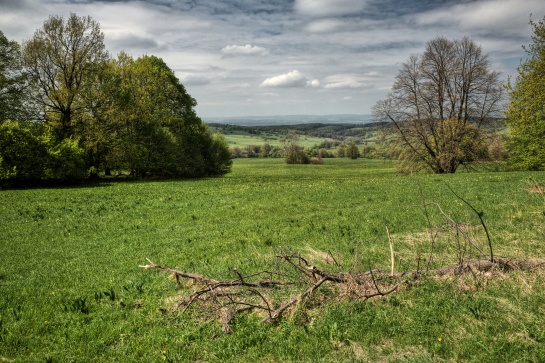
[505,16,545,170]
[0,121,86,185]
[0,14,231,187]
[0,31,30,122]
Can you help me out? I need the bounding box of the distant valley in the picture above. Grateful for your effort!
[203,114,376,126]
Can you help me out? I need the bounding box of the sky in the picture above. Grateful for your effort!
[1,0,544,119]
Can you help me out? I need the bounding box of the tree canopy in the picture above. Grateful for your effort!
[0,13,231,186]
[0,30,30,123]
[22,14,109,140]
[505,16,545,170]
[373,37,503,174]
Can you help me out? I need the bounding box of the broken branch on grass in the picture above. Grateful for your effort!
[141,247,545,332]
[141,248,403,328]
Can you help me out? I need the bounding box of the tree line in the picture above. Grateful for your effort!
[0,13,231,187]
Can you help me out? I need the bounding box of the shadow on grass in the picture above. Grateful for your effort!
[0,174,220,191]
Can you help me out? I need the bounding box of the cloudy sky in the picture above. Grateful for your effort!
[1,0,544,118]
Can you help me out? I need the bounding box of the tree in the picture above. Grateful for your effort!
[22,13,109,140]
[0,31,31,122]
[89,53,231,177]
[282,131,310,164]
[373,37,503,173]
[505,17,545,170]
[345,141,360,159]
[334,143,346,157]
[283,142,310,164]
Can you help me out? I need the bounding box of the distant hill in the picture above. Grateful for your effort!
[207,121,388,149]
[203,114,376,126]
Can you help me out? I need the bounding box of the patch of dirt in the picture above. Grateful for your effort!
[526,183,545,194]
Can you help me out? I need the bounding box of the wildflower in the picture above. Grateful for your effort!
[438,337,443,342]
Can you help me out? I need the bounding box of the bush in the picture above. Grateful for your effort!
[0,121,87,186]
[0,121,48,183]
[44,137,87,181]
[206,133,233,176]
[283,142,310,164]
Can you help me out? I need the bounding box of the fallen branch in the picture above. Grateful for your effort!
[140,248,545,332]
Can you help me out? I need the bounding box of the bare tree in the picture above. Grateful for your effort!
[373,37,504,174]
[22,13,109,139]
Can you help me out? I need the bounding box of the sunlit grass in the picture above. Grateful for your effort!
[219,131,330,148]
[1,158,544,362]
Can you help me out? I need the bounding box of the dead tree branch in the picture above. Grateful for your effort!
[446,183,494,262]
[141,252,545,332]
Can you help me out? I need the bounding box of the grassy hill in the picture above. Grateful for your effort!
[207,122,387,148]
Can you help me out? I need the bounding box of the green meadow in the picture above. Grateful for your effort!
[1,158,545,362]
[213,130,326,148]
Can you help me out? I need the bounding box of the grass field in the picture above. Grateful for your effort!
[214,131,328,148]
[1,158,545,362]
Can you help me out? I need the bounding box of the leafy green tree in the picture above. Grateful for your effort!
[334,143,346,157]
[44,137,87,180]
[361,145,377,159]
[0,121,48,182]
[93,53,231,177]
[505,17,545,170]
[0,31,31,122]
[0,121,86,186]
[18,14,231,180]
[22,13,109,140]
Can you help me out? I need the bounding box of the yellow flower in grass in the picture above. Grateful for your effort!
[438,337,443,342]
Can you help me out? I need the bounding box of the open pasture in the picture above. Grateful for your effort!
[213,130,327,148]
[1,158,545,362]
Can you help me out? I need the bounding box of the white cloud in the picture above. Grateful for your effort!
[260,70,319,88]
[295,0,369,18]
[178,73,212,86]
[221,44,269,57]
[323,74,372,89]
[307,79,321,88]
[324,81,371,89]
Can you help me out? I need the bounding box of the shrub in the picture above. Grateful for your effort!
[0,121,87,186]
[44,137,87,181]
[283,142,310,164]
[0,121,48,183]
